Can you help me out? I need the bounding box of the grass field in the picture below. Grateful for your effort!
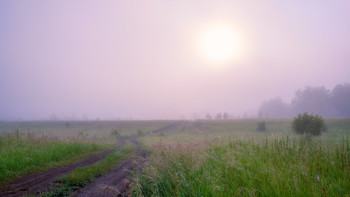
[132,119,350,196]
[137,119,350,146]
[0,133,112,183]
[0,120,172,184]
[0,120,175,139]
[1,119,349,196]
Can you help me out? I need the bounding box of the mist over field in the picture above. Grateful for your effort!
[1,1,350,120]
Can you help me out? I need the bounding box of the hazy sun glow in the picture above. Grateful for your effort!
[199,24,241,65]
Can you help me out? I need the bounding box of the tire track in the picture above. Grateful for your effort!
[0,148,117,197]
[0,122,184,197]
[76,122,185,197]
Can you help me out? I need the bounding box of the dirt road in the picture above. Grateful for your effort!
[0,148,116,197]
[76,143,147,197]
[76,122,185,197]
[0,122,184,197]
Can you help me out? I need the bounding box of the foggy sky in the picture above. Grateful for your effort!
[1,1,349,120]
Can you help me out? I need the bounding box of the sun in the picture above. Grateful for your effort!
[198,24,241,65]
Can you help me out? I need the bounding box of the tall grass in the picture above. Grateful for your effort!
[132,137,350,196]
[0,134,112,183]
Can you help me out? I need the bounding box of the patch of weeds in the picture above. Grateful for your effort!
[110,128,122,139]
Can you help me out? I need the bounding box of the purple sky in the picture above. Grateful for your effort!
[0,1,349,120]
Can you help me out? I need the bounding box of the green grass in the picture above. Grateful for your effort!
[1,119,349,196]
[132,119,350,196]
[0,120,176,139]
[43,143,137,196]
[132,137,350,196]
[138,119,350,146]
[0,134,112,183]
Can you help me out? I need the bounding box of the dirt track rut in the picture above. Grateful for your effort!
[0,148,116,197]
[76,122,185,197]
[0,122,184,197]
[76,146,147,197]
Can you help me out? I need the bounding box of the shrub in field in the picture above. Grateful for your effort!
[158,132,165,137]
[110,128,121,139]
[256,121,266,132]
[137,129,144,136]
[77,131,88,138]
[292,113,325,137]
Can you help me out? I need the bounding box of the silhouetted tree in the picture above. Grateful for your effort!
[259,98,292,118]
[223,112,229,119]
[206,113,212,120]
[332,83,350,117]
[215,113,222,120]
[49,114,59,121]
[258,83,350,119]
[292,86,335,117]
[264,112,269,118]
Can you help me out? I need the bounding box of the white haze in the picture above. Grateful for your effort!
[0,1,349,120]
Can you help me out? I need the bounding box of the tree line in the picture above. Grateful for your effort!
[259,83,350,118]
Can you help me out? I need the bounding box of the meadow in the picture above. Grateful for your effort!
[0,120,173,184]
[0,119,349,196]
[0,120,175,139]
[132,119,350,196]
[0,132,112,183]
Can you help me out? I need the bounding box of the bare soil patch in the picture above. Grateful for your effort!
[76,152,147,197]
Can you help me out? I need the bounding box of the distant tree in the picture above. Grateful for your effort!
[223,112,229,119]
[256,121,266,132]
[259,98,292,118]
[206,113,212,120]
[49,114,59,121]
[292,113,325,138]
[264,112,269,118]
[215,113,222,120]
[82,115,89,120]
[192,113,199,120]
[243,112,248,119]
[332,83,350,117]
[292,86,335,117]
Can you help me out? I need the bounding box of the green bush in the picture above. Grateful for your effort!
[292,113,325,137]
[257,121,266,132]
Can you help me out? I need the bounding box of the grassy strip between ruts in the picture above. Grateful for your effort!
[41,142,137,197]
[0,135,112,183]
[131,137,350,197]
